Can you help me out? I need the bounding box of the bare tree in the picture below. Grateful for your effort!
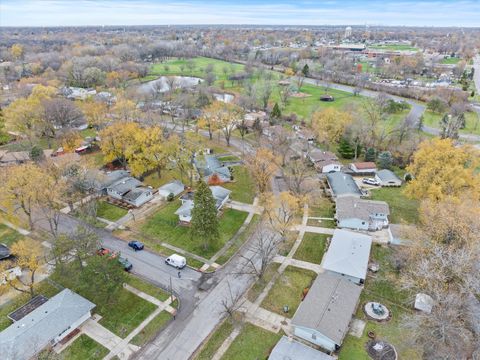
[219,281,246,320]
[238,227,278,280]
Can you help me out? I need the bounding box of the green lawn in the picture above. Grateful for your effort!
[222,166,256,204]
[246,262,281,303]
[216,214,260,265]
[261,266,317,318]
[195,319,235,360]
[440,57,461,64]
[220,323,281,360]
[141,201,248,259]
[143,167,184,188]
[96,201,128,222]
[130,311,172,346]
[369,44,418,51]
[0,280,61,331]
[293,233,329,264]
[422,110,480,135]
[217,155,241,162]
[0,223,24,247]
[339,245,419,360]
[124,274,171,301]
[309,196,335,218]
[79,127,97,138]
[60,335,109,360]
[369,187,419,224]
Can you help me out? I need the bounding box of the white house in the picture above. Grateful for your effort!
[291,273,362,352]
[349,162,377,174]
[335,196,390,231]
[175,186,231,224]
[158,180,185,199]
[307,149,342,173]
[322,229,372,284]
[106,177,143,200]
[375,169,402,187]
[0,289,95,360]
[122,187,153,207]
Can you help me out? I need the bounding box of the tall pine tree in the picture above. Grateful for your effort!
[190,181,219,251]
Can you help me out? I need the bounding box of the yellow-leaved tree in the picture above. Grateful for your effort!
[99,122,141,168]
[405,138,480,201]
[245,148,279,194]
[78,98,108,128]
[311,108,352,149]
[263,191,304,240]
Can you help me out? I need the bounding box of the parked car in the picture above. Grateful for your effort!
[128,241,144,251]
[118,257,133,272]
[97,247,118,258]
[362,178,380,186]
[165,254,186,269]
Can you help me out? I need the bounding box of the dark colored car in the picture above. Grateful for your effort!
[128,241,144,251]
[0,244,11,260]
[118,257,133,272]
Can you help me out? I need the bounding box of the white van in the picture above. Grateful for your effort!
[165,254,187,269]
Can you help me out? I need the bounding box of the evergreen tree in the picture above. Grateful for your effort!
[302,64,310,77]
[365,147,376,162]
[378,151,393,169]
[417,114,424,132]
[337,138,355,159]
[0,108,10,145]
[271,102,281,121]
[190,181,219,251]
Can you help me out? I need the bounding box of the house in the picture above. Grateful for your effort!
[85,169,130,193]
[122,187,153,207]
[270,336,335,360]
[0,289,95,360]
[197,155,232,183]
[107,177,143,200]
[375,169,402,187]
[61,86,96,100]
[158,180,185,200]
[322,229,372,284]
[291,273,362,352]
[335,196,390,231]
[349,162,377,174]
[307,149,342,173]
[326,172,362,198]
[175,186,231,224]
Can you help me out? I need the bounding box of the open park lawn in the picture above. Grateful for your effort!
[96,201,128,222]
[0,223,24,246]
[293,233,329,264]
[59,335,109,360]
[220,323,281,360]
[0,280,61,331]
[195,319,235,360]
[422,109,480,135]
[369,44,419,51]
[261,266,317,318]
[141,201,248,259]
[130,311,172,347]
[222,166,256,204]
[369,187,419,224]
[339,245,419,359]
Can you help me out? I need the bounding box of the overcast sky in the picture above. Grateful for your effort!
[1,0,479,27]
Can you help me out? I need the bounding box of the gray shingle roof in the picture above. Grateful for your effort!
[336,196,390,222]
[322,229,372,281]
[376,169,401,183]
[326,172,362,197]
[158,180,184,195]
[109,177,142,195]
[270,336,335,360]
[292,273,362,345]
[0,289,95,360]
[123,187,151,202]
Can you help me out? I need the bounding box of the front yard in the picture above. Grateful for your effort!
[369,187,419,224]
[293,233,329,264]
[0,223,25,246]
[195,319,235,360]
[261,266,317,318]
[59,334,109,360]
[96,201,128,222]
[140,200,248,259]
[222,166,256,204]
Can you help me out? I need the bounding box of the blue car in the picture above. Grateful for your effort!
[128,241,144,251]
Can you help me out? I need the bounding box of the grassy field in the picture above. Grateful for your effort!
[369,44,418,51]
[293,233,329,264]
[440,57,461,64]
[59,335,109,360]
[141,201,248,259]
[339,245,419,360]
[195,319,235,360]
[217,155,240,162]
[422,110,480,135]
[0,223,24,246]
[96,201,128,221]
[261,266,317,318]
[222,166,256,204]
[370,187,419,224]
[0,280,61,331]
[220,323,281,360]
[130,311,172,346]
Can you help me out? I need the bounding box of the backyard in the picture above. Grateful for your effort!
[369,187,419,224]
[140,200,248,259]
[260,266,317,318]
